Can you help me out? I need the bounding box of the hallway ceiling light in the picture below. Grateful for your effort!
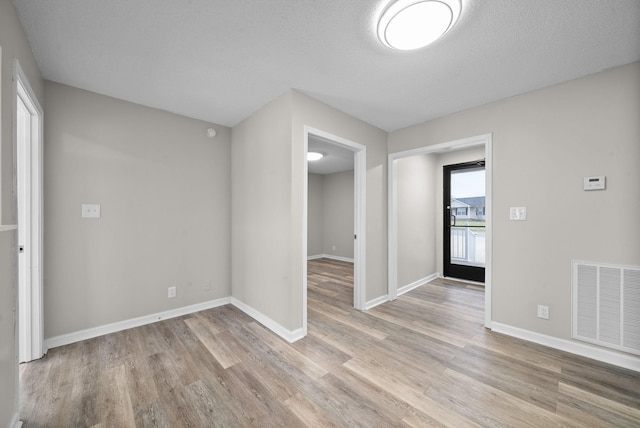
[307,152,324,161]
[378,0,461,50]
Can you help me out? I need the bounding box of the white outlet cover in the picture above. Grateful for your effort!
[81,204,101,218]
[537,304,549,319]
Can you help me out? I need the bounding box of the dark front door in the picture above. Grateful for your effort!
[443,160,486,283]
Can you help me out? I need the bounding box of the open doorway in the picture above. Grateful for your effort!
[302,126,366,334]
[388,134,492,328]
[15,61,44,362]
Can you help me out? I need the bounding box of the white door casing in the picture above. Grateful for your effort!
[303,126,366,336]
[15,60,44,362]
[388,133,493,328]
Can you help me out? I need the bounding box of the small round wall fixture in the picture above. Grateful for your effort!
[206,127,217,138]
[307,152,324,161]
[378,0,461,50]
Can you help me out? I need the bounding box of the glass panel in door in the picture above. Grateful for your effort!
[443,161,485,283]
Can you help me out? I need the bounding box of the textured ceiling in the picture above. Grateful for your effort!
[12,0,640,132]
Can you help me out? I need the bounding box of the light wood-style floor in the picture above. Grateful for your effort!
[20,258,640,427]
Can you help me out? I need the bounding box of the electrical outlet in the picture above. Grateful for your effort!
[81,204,101,218]
[168,286,177,298]
[537,304,549,320]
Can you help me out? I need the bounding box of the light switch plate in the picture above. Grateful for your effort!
[81,204,101,218]
[509,207,527,221]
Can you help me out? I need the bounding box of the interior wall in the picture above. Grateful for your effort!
[292,90,388,305]
[396,154,437,287]
[0,228,17,427]
[322,170,354,259]
[0,1,44,425]
[44,81,232,338]
[307,173,323,256]
[388,62,640,346]
[435,147,486,274]
[231,91,296,330]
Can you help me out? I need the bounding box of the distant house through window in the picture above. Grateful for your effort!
[454,207,468,216]
[452,197,485,220]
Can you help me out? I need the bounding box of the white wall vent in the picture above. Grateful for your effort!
[572,261,640,356]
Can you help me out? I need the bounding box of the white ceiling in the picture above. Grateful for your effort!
[12,0,640,133]
[308,135,354,175]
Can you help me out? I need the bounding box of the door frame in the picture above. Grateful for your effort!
[443,160,486,282]
[302,126,366,334]
[14,60,44,361]
[388,133,492,328]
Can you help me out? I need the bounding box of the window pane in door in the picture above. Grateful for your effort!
[450,168,485,267]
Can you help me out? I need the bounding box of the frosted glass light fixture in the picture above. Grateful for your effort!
[307,152,324,161]
[378,0,461,50]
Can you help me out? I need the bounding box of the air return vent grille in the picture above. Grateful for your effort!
[572,261,640,355]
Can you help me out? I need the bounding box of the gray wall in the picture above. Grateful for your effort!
[0,1,44,425]
[307,173,323,256]
[44,82,231,338]
[307,170,354,260]
[0,229,17,427]
[396,154,437,287]
[389,62,640,343]
[231,91,296,329]
[395,147,486,288]
[322,170,354,259]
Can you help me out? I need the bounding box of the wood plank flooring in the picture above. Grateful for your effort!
[20,258,640,427]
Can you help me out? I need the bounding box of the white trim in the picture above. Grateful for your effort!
[365,295,389,310]
[397,272,439,296]
[303,126,367,325]
[491,322,640,372]
[9,413,22,428]
[388,133,493,328]
[14,60,45,362]
[307,254,355,263]
[43,295,308,351]
[44,297,231,350]
[230,298,306,343]
[484,137,493,329]
[302,128,309,337]
[0,225,18,232]
[353,146,367,310]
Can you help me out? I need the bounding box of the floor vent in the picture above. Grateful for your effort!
[572,261,640,355]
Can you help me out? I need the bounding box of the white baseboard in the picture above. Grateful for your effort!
[491,322,640,372]
[230,297,305,343]
[365,295,389,310]
[397,273,439,296]
[42,294,307,351]
[307,254,354,263]
[44,297,231,350]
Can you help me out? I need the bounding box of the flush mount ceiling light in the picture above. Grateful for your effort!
[307,152,324,161]
[378,0,461,50]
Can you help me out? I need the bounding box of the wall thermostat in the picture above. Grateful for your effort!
[583,176,606,191]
